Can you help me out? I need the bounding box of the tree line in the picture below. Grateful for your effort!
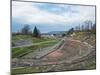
[13,20,96,37]
[67,20,96,35]
[13,25,41,38]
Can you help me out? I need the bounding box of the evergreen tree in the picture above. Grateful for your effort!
[67,28,74,35]
[33,26,40,38]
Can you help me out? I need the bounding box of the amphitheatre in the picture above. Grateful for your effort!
[12,37,96,72]
[12,1,96,74]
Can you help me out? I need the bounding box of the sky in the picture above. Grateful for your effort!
[12,1,95,33]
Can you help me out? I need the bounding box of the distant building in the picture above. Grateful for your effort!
[41,31,66,38]
[41,33,55,38]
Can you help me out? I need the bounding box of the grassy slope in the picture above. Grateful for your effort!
[72,32,96,46]
[12,35,59,58]
[12,33,96,74]
[12,35,59,74]
[72,31,96,69]
[12,40,58,58]
[12,35,32,42]
[12,34,57,43]
[12,67,42,75]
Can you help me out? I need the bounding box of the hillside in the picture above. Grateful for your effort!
[12,34,96,74]
[72,32,96,46]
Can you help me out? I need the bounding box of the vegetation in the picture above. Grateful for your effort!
[21,25,31,35]
[72,31,96,46]
[12,34,57,44]
[67,28,74,35]
[66,20,96,46]
[12,45,37,58]
[74,20,96,33]
[12,35,32,42]
[12,67,44,75]
[88,63,96,69]
[12,20,96,74]
[12,38,59,58]
[33,26,41,38]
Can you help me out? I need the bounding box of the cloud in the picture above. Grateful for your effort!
[12,1,95,26]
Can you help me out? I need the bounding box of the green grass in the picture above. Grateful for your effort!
[86,63,96,69]
[12,34,57,44]
[11,63,96,75]
[12,34,59,58]
[32,40,57,45]
[12,35,59,74]
[12,40,59,58]
[11,67,45,75]
[32,38,55,43]
[12,45,37,58]
[12,35,32,42]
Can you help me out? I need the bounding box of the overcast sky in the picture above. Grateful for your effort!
[12,1,95,33]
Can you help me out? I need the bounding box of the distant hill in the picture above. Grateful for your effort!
[48,31,66,35]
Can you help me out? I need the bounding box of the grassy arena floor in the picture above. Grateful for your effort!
[12,35,59,58]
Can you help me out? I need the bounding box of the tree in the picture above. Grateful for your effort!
[62,33,66,37]
[81,25,84,31]
[91,23,96,34]
[67,28,74,35]
[33,26,40,38]
[21,25,30,35]
[75,26,80,32]
[84,20,93,31]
